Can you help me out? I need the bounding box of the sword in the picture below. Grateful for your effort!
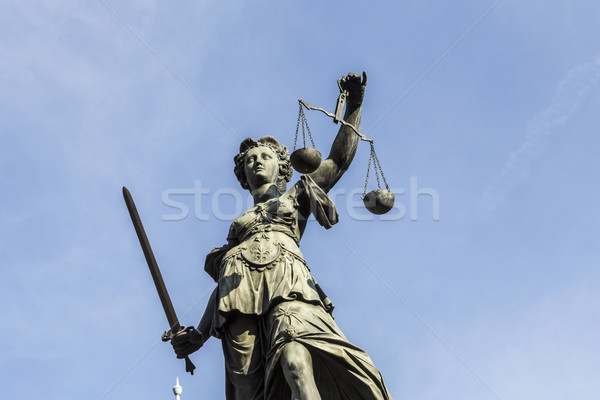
[122,186,196,375]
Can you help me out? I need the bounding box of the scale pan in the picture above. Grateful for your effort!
[291,148,322,174]
[363,189,395,215]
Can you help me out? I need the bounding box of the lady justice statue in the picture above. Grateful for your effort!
[170,72,391,399]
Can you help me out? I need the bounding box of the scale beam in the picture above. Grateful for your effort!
[298,99,374,143]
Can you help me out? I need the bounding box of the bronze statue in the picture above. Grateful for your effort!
[170,72,391,399]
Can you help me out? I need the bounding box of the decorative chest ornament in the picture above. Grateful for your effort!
[240,231,282,269]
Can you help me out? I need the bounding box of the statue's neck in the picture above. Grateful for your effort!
[251,184,279,205]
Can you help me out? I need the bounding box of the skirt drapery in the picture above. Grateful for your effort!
[214,252,392,399]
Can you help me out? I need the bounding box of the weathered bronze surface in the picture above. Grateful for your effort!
[290,147,322,173]
[169,72,392,399]
[363,189,396,215]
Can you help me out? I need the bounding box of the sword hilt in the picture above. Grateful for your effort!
[162,326,197,375]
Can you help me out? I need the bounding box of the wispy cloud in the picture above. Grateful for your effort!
[482,55,600,212]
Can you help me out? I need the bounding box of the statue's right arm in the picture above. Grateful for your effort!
[309,72,366,193]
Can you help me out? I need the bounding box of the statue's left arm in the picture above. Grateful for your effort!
[309,72,367,193]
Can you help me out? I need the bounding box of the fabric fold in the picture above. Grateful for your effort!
[300,174,339,229]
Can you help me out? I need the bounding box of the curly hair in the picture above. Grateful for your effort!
[233,136,293,194]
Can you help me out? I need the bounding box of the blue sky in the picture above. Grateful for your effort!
[1,1,599,399]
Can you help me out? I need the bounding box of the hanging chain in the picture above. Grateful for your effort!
[362,142,390,198]
[293,102,302,151]
[362,144,374,198]
[372,143,382,190]
[372,145,390,190]
[303,108,316,148]
[294,102,317,150]
[301,106,307,148]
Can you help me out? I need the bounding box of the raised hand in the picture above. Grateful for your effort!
[338,71,367,107]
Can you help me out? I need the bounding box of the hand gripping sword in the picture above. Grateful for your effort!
[122,186,196,375]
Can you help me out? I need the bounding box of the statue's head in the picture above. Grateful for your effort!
[234,136,293,194]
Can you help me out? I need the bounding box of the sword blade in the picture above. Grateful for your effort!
[122,186,180,332]
[123,187,196,375]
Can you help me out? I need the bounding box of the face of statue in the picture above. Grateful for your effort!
[244,146,279,190]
